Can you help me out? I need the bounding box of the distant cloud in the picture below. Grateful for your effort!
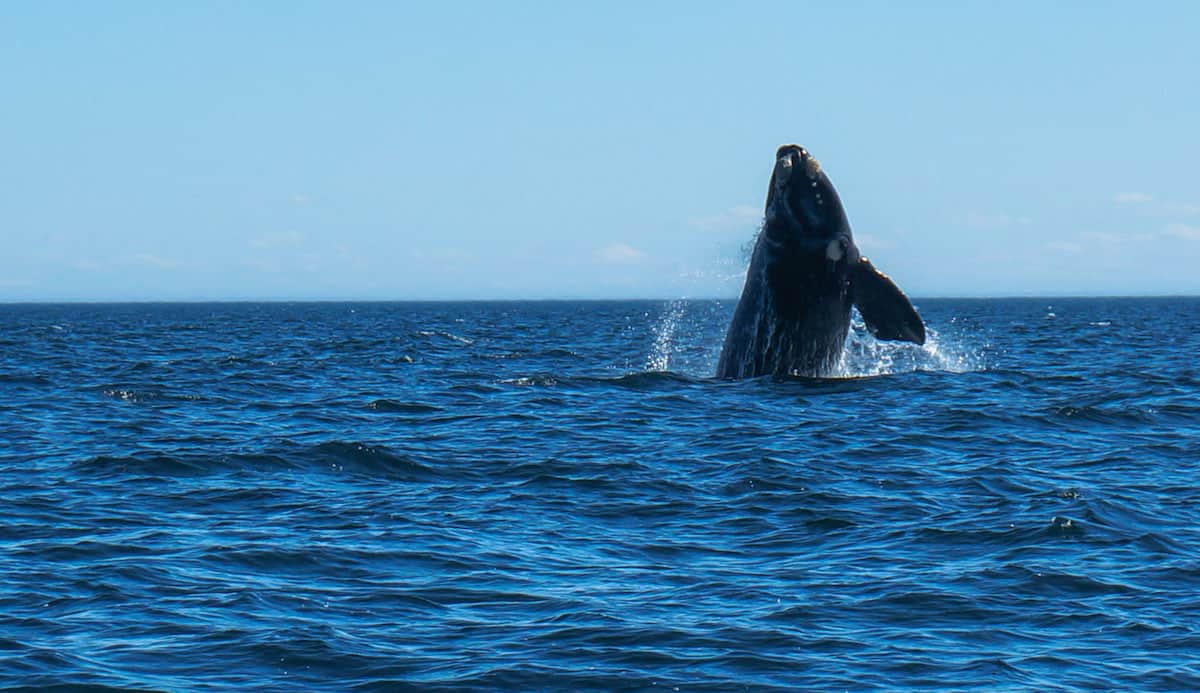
[854,232,895,251]
[689,204,761,230]
[1165,223,1200,241]
[1111,195,1200,217]
[290,193,312,205]
[596,243,647,264]
[1046,231,1153,254]
[1045,241,1083,254]
[128,253,180,269]
[1079,231,1153,245]
[68,254,182,272]
[250,230,305,249]
[961,212,1031,229]
[1161,202,1200,217]
[408,247,471,261]
[71,259,109,272]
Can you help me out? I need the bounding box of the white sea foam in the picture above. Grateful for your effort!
[834,310,984,378]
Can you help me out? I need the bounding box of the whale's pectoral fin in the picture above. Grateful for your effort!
[850,257,926,345]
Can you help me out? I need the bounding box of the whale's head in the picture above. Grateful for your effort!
[764,144,858,266]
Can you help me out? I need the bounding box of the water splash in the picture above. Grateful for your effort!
[644,299,982,379]
[646,300,687,372]
[835,310,985,378]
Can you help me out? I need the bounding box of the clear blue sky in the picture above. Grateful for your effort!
[2,3,1198,300]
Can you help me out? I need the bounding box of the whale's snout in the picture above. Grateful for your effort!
[774,145,821,191]
[768,143,836,231]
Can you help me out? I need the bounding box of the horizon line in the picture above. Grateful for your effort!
[2,293,1199,306]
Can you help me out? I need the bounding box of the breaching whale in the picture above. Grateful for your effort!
[716,145,925,379]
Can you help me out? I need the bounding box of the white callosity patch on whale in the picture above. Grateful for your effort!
[804,156,821,180]
[806,156,825,206]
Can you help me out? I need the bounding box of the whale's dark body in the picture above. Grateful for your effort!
[716,145,925,379]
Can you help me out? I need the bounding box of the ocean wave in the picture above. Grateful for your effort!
[4,298,1200,690]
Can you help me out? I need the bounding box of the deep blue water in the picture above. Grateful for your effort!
[1,298,1198,691]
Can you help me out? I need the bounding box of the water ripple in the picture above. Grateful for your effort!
[1,299,1198,689]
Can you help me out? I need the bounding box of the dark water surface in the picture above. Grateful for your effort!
[1,298,1198,690]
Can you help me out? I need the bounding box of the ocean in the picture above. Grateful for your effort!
[1,298,1198,690]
